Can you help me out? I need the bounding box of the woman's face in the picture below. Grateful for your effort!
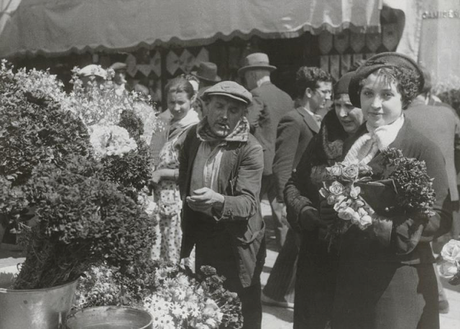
[168,91,192,121]
[334,93,364,134]
[360,72,403,128]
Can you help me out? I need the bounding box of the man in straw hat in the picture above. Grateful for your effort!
[179,81,265,329]
[239,52,293,251]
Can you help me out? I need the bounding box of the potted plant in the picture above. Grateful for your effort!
[0,61,157,328]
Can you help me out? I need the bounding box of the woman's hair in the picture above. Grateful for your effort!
[165,76,194,100]
[359,66,421,109]
[294,66,332,99]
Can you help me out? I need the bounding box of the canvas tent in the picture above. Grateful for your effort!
[0,0,382,58]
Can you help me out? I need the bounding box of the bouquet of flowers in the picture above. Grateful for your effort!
[378,148,435,217]
[319,148,436,248]
[319,162,375,248]
[439,239,460,285]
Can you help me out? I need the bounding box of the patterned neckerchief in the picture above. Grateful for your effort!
[196,116,250,143]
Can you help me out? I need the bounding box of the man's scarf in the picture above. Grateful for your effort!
[196,116,250,143]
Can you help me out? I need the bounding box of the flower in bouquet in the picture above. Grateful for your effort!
[440,239,460,285]
[380,148,436,217]
[320,162,375,237]
[143,265,226,329]
[89,124,138,159]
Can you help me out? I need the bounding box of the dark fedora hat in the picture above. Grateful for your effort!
[193,62,221,83]
[348,52,424,108]
[238,52,277,76]
[203,81,252,105]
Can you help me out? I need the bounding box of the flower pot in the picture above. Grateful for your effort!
[0,279,78,329]
[66,306,153,329]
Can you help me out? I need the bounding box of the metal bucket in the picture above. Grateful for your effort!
[0,279,78,329]
[66,306,153,329]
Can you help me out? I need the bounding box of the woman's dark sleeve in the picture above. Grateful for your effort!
[284,150,318,233]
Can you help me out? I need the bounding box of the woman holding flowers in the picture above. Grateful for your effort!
[330,53,451,329]
[150,77,200,263]
[284,70,364,329]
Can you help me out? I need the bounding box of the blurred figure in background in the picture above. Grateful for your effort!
[239,52,294,251]
[109,62,128,96]
[78,64,107,92]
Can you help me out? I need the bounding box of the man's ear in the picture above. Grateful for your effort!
[305,87,314,98]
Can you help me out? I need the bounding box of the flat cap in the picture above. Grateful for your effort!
[348,52,424,107]
[203,81,252,105]
[78,64,107,79]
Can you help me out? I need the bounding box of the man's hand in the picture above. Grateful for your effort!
[186,187,225,213]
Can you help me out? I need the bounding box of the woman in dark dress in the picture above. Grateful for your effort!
[331,53,452,329]
[284,71,364,328]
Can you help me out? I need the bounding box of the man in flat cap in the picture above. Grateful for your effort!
[239,52,294,251]
[178,81,266,329]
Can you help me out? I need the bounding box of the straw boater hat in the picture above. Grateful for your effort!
[348,52,424,108]
[78,64,107,79]
[193,62,221,83]
[238,52,277,76]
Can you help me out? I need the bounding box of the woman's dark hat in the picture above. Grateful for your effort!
[193,62,221,83]
[334,71,355,96]
[203,81,252,105]
[348,52,425,107]
[238,53,277,76]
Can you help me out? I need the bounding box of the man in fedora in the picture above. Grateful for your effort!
[193,61,222,118]
[193,61,221,94]
[179,81,266,329]
[239,52,293,251]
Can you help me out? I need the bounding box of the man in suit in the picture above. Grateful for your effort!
[405,69,460,314]
[178,81,265,329]
[262,66,333,307]
[239,52,294,250]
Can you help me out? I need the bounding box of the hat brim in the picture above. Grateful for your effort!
[205,92,250,105]
[348,53,424,108]
[194,74,222,83]
[238,64,277,76]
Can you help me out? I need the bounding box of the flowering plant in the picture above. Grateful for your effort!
[74,261,243,329]
[439,239,460,285]
[0,61,157,289]
[378,148,435,217]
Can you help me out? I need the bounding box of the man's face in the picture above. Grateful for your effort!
[206,96,246,137]
[310,81,332,112]
[243,71,257,91]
